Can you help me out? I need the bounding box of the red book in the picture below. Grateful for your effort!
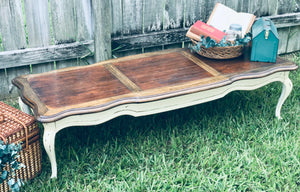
[187,20,225,43]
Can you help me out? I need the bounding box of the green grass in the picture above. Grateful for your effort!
[3,53,300,191]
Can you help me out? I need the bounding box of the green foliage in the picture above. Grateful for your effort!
[192,33,252,52]
[0,140,23,192]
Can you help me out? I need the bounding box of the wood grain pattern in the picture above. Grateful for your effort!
[23,0,53,74]
[180,51,221,76]
[25,65,131,109]
[12,48,298,122]
[91,0,112,62]
[113,51,213,90]
[164,0,184,30]
[23,0,51,48]
[104,63,141,92]
[74,0,93,41]
[143,0,164,33]
[0,0,29,97]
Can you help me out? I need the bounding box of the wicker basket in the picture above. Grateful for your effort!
[0,102,42,192]
[191,39,244,59]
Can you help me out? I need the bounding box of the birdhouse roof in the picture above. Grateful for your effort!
[252,18,279,39]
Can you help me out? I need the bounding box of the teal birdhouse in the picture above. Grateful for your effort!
[251,18,279,63]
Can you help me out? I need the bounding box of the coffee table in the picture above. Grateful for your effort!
[12,48,298,178]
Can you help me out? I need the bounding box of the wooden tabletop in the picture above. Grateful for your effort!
[12,48,298,122]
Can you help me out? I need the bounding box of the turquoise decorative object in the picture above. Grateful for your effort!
[251,18,279,63]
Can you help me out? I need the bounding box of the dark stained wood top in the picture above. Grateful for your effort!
[12,48,298,122]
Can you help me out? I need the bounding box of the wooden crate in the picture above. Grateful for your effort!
[0,102,42,192]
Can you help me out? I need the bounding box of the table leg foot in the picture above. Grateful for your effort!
[43,122,58,179]
[276,73,293,119]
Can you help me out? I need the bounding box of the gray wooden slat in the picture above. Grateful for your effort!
[0,41,94,69]
[74,0,94,65]
[184,0,206,27]
[286,25,300,53]
[50,0,77,69]
[24,0,51,48]
[50,0,76,44]
[0,0,29,97]
[293,0,300,12]
[266,0,279,16]
[163,0,184,30]
[122,0,144,35]
[277,28,290,54]
[111,0,122,37]
[268,13,300,28]
[75,0,93,41]
[0,69,9,99]
[111,0,143,56]
[24,0,54,74]
[92,0,112,62]
[143,0,164,33]
[112,28,189,52]
[278,0,294,14]
[0,0,27,51]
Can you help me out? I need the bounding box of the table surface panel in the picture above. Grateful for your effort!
[12,48,298,122]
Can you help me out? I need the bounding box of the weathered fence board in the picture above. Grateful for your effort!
[24,0,51,48]
[184,0,206,27]
[0,41,93,69]
[286,25,300,52]
[0,0,29,97]
[75,0,94,65]
[269,13,300,28]
[0,0,27,51]
[50,0,76,44]
[50,0,77,69]
[112,28,188,52]
[111,0,122,37]
[123,0,144,35]
[164,0,184,30]
[278,28,290,54]
[75,0,93,41]
[24,0,53,74]
[144,0,164,33]
[92,0,112,62]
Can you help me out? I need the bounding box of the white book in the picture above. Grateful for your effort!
[207,3,256,37]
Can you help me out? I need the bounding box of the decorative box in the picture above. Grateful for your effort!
[0,102,42,192]
[251,17,279,63]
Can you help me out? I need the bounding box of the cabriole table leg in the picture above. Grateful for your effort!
[275,72,293,119]
[43,122,58,179]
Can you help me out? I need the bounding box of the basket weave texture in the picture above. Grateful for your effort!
[191,39,244,59]
[0,102,42,192]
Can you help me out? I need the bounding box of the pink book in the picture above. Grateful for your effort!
[189,20,225,43]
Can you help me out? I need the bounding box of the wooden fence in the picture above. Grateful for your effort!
[0,0,300,99]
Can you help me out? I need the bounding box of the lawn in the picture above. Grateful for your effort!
[3,53,300,191]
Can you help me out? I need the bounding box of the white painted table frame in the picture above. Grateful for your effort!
[19,71,293,178]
